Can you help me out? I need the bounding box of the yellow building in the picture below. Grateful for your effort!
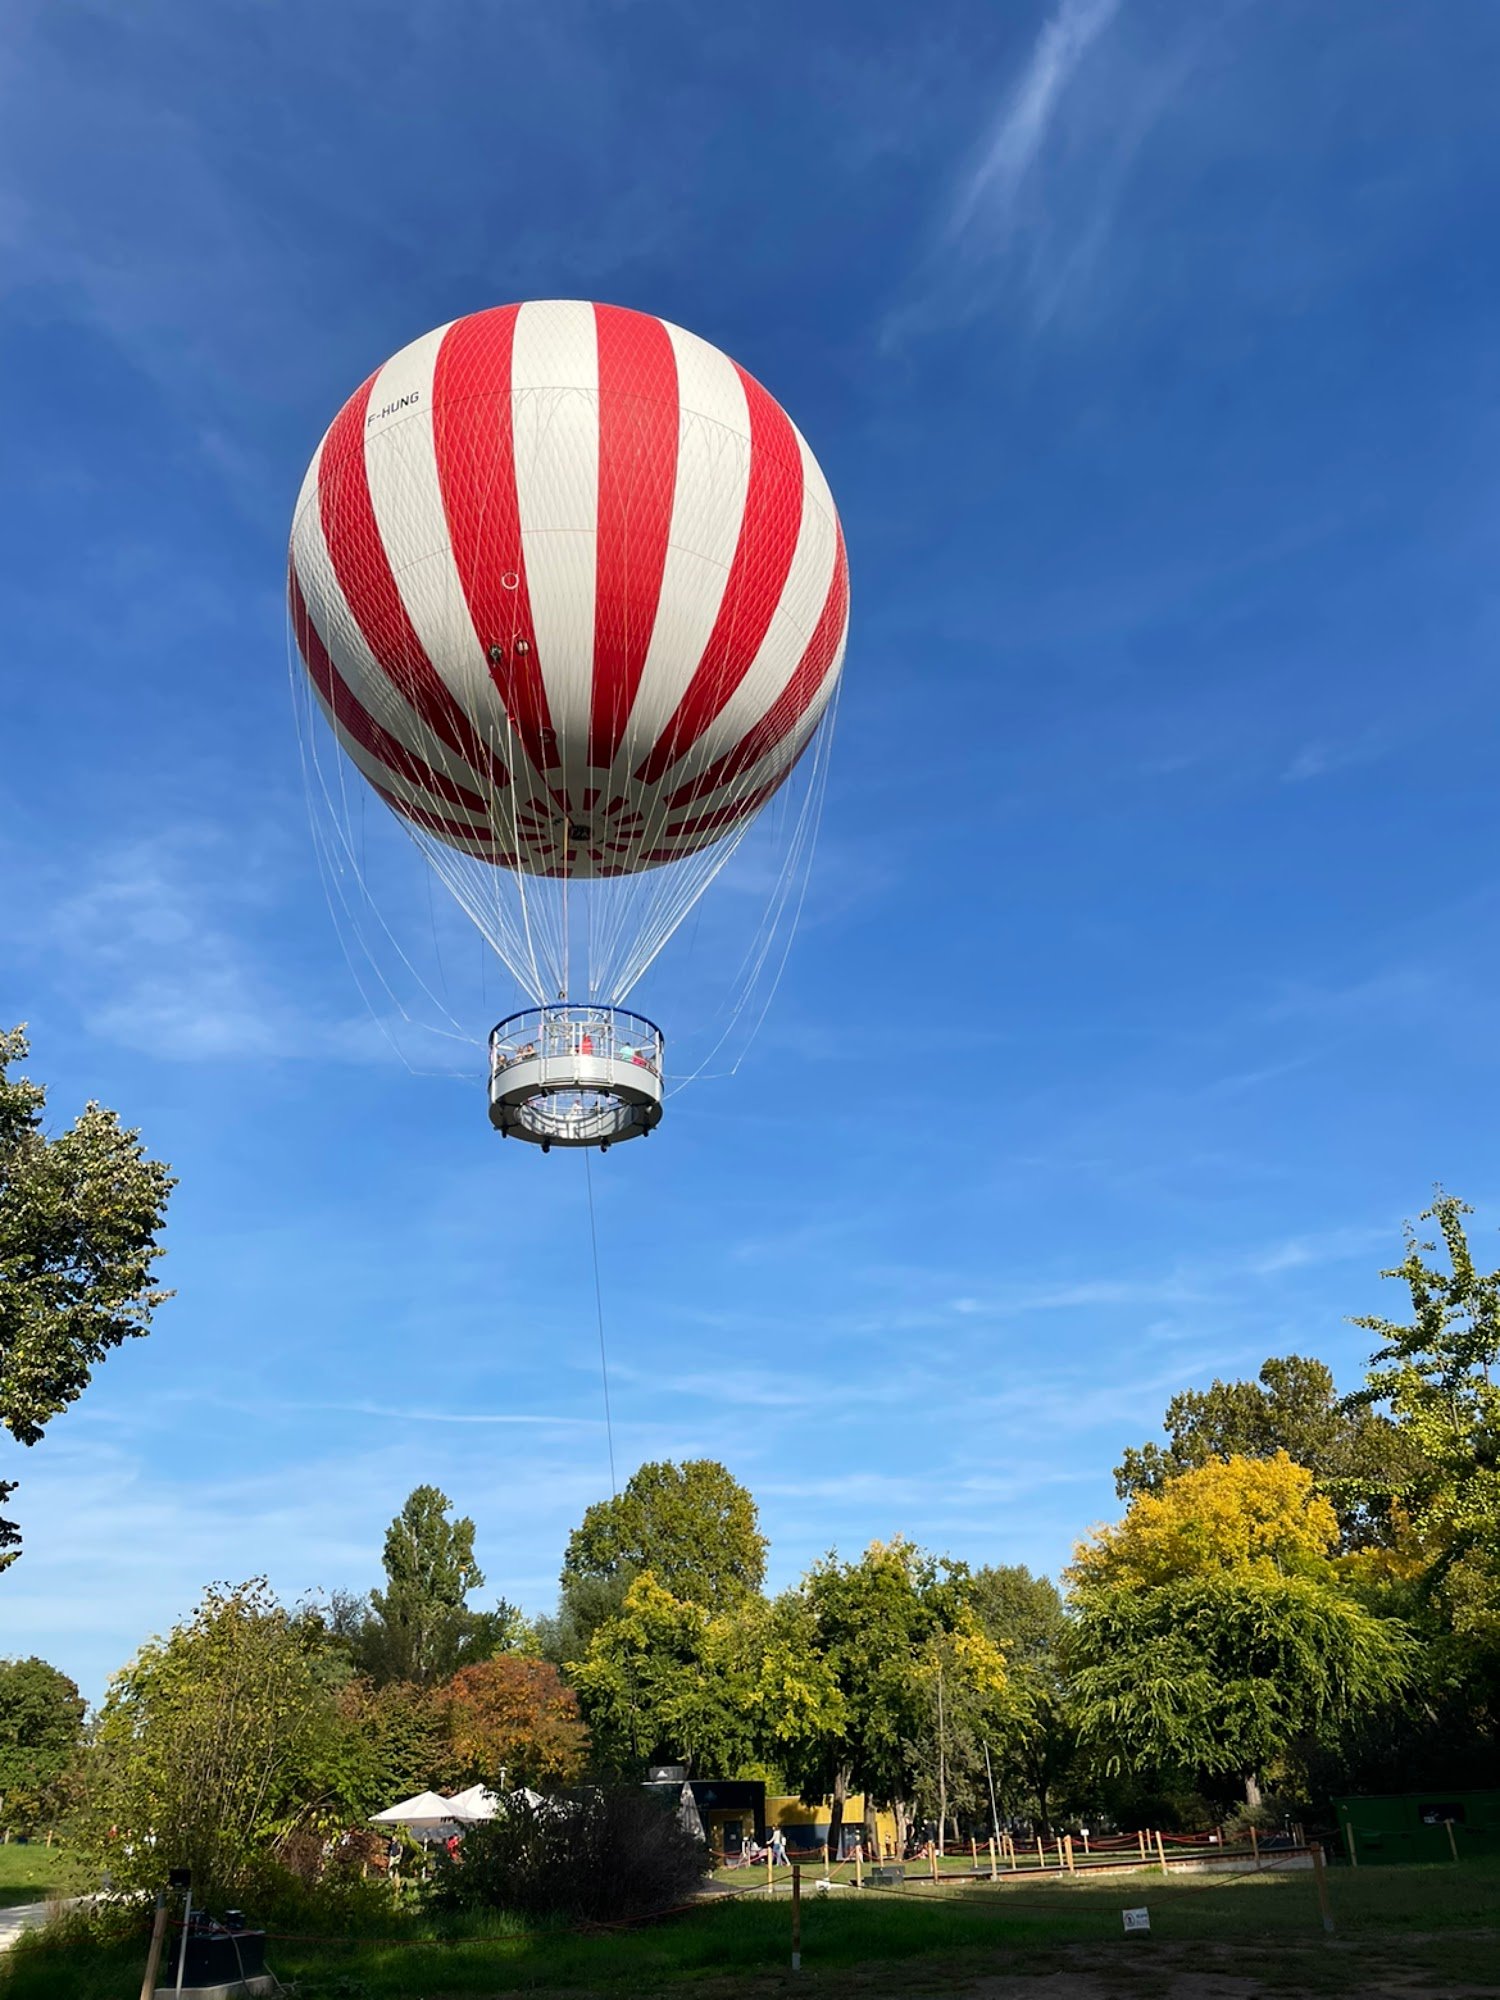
[765,1794,900,1859]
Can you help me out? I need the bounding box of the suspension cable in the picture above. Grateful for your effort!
[583,1148,617,1498]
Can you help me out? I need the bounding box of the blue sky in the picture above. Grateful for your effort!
[5,0,1500,1702]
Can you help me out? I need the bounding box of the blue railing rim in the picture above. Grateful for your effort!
[490,1003,665,1041]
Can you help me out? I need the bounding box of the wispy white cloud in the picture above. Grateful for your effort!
[944,0,1122,247]
[885,0,1221,343]
[9,827,426,1066]
[1281,733,1389,784]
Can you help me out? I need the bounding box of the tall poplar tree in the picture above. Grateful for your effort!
[1,1027,173,1568]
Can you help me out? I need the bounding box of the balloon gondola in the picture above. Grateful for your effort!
[289,301,849,1146]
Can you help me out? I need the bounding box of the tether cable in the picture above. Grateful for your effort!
[583,1148,617,1498]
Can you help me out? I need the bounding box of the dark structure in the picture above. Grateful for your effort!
[1334,1789,1500,1864]
[644,1766,765,1853]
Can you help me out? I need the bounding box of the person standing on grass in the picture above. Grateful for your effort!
[770,1827,788,1867]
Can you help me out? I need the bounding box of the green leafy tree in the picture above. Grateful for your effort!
[1115,1354,1408,1546]
[568,1573,762,1776]
[788,1540,993,1859]
[968,1566,1075,1833]
[1070,1459,1413,1805]
[1349,1192,1500,1561]
[81,1581,352,1897]
[0,1656,85,1829]
[1344,1192,1500,1772]
[1069,1569,1414,1807]
[360,1486,492,1685]
[561,1460,766,1614]
[1,1027,173,1568]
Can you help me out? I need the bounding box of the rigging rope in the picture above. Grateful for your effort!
[583,1149,617,1499]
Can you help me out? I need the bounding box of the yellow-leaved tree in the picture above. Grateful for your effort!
[1068,1450,1339,1591]
[1067,1454,1410,1808]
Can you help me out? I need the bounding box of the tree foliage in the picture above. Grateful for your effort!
[0,1027,173,1568]
[1070,1568,1414,1802]
[1074,1452,1340,1591]
[568,1572,765,1776]
[562,1459,767,1612]
[444,1655,588,1787]
[1115,1354,1407,1546]
[0,1655,85,1828]
[347,1486,521,1686]
[82,1581,354,1897]
[429,1788,708,1922]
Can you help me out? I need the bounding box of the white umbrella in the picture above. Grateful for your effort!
[446,1784,502,1821]
[371,1790,463,1830]
[447,1784,547,1820]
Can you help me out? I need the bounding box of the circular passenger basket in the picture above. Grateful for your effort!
[488,1005,664,1151]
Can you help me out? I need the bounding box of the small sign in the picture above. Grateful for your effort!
[1122,1907,1151,1935]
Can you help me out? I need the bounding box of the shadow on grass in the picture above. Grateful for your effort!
[5,1858,1498,2000]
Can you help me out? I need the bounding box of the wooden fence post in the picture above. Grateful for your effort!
[791,1863,802,1972]
[767,1846,773,1895]
[1445,1820,1459,1863]
[1035,1834,1045,1871]
[930,1842,939,1883]
[989,1836,998,1881]
[1137,1829,1147,1863]
[137,1891,169,2000]
[1310,1842,1335,1934]
[1250,1824,1260,1869]
[1064,1835,1075,1873]
[1155,1829,1169,1876]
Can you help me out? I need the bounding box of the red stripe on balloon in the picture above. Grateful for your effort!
[430,306,558,785]
[370,782,514,862]
[637,776,788,862]
[632,362,806,786]
[317,377,511,794]
[589,304,679,768]
[664,521,847,813]
[289,569,492,819]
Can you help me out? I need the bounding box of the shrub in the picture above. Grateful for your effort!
[428,1786,708,1923]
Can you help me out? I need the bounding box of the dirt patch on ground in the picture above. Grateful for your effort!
[600,1933,1500,2000]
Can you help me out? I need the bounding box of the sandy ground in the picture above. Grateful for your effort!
[662,1936,1500,2000]
[0,1900,57,1952]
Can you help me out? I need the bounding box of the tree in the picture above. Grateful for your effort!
[81,1581,352,1897]
[786,1540,998,1859]
[567,1573,762,1776]
[1069,1457,1413,1805]
[444,1656,588,1788]
[360,1486,495,1685]
[1076,1452,1341,1590]
[1,1027,173,1568]
[1069,1569,1414,1807]
[1344,1192,1500,1772]
[1115,1355,1408,1546]
[0,1656,85,1829]
[968,1566,1075,1833]
[561,1460,766,1613]
[1349,1192,1500,1560]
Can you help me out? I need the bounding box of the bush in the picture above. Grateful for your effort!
[428,1787,708,1924]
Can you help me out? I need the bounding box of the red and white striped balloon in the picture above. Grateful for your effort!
[289,301,849,880]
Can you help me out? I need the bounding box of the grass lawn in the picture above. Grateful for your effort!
[5,1855,1497,1998]
[0,1844,78,1912]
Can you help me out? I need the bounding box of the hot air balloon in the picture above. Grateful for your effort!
[289,301,849,1150]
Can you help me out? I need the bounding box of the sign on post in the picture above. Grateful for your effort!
[1122,1907,1151,1936]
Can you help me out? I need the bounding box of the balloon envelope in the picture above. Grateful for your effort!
[289,301,849,885]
